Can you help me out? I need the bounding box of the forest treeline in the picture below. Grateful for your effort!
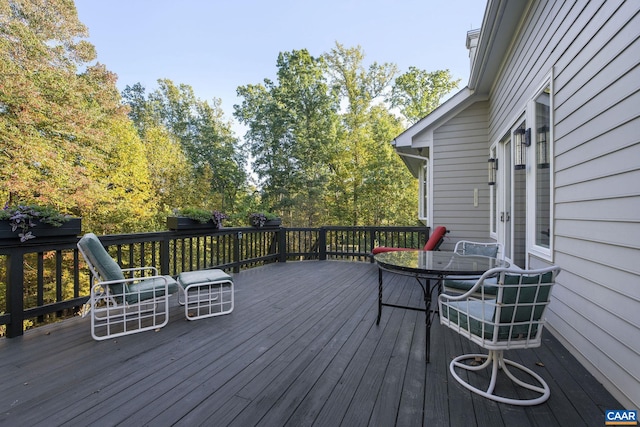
[1,0,460,234]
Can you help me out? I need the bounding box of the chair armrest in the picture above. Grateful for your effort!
[96,274,162,286]
[121,266,159,277]
[440,268,502,302]
[93,274,177,304]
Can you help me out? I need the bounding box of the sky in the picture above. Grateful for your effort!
[74,0,487,132]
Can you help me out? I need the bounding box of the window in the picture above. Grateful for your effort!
[419,160,429,221]
[489,144,497,237]
[533,85,551,250]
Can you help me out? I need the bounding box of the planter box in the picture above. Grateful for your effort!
[167,216,222,231]
[0,218,82,241]
[264,218,282,227]
[250,217,282,228]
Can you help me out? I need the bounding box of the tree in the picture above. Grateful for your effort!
[122,82,195,218]
[0,0,157,232]
[390,67,460,124]
[360,104,418,225]
[123,80,247,215]
[235,49,340,225]
[1,0,96,209]
[323,43,406,225]
[136,125,194,225]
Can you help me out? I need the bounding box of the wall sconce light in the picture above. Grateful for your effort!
[488,157,497,185]
[537,125,549,168]
[514,126,531,170]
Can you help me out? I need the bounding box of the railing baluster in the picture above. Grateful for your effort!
[56,250,63,317]
[74,249,80,298]
[37,253,44,322]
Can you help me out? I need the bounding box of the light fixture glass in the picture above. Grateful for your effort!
[488,158,497,185]
[514,126,530,170]
[537,125,549,168]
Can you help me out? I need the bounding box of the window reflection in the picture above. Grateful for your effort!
[535,86,551,248]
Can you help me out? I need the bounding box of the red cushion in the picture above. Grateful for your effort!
[372,226,447,254]
[371,246,413,255]
[423,226,447,250]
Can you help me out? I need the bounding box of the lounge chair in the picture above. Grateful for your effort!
[77,233,178,340]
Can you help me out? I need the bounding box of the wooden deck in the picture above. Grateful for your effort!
[0,261,619,426]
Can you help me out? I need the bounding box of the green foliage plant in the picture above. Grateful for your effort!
[176,207,212,223]
[175,207,228,228]
[0,204,71,242]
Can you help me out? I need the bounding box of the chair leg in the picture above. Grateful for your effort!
[449,350,550,406]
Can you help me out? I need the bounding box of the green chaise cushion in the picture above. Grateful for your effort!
[442,271,553,340]
[78,233,127,295]
[444,276,498,295]
[442,300,495,338]
[127,276,179,304]
[80,233,179,304]
[442,299,540,340]
[500,272,553,324]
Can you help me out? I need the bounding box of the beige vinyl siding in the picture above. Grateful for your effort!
[431,102,489,250]
[487,0,640,408]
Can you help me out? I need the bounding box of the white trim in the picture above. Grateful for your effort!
[395,152,429,161]
[489,143,498,240]
[493,115,525,267]
[418,159,431,224]
[526,71,554,263]
[392,87,480,147]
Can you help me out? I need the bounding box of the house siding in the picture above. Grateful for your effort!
[432,101,490,250]
[488,0,640,408]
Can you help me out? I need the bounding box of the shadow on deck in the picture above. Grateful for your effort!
[0,261,619,426]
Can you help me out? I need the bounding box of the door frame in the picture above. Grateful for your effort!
[494,116,527,268]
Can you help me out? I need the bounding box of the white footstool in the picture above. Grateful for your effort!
[177,269,234,320]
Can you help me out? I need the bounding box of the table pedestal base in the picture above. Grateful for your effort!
[377,267,442,363]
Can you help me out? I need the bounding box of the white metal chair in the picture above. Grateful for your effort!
[453,240,504,258]
[439,266,561,405]
[78,233,179,340]
[443,240,504,295]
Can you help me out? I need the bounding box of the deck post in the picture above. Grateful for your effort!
[319,227,327,260]
[277,228,287,263]
[160,236,170,275]
[369,228,377,262]
[5,250,25,337]
[233,231,242,273]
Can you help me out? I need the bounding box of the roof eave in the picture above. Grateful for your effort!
[392,87,477,148]
[469,0,530,92]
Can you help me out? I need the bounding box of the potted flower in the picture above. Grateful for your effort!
[248,212,282,228]
[167,208,228,230]
[0,204,81,242]
[211,210,228,229]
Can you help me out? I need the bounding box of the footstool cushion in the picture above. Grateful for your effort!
[178,269,232,286]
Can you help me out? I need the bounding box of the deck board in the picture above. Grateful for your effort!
[0,260,620,426]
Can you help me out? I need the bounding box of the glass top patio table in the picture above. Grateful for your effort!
[373,250,508,363]
[374,250,507,277]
